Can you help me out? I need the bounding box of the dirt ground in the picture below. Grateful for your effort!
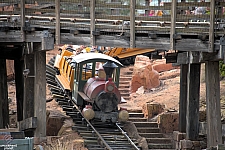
[7,48,225,149]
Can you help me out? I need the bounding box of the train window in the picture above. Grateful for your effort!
[95,62,105,79]
[82,62,93,80]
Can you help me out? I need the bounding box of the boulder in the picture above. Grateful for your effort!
[130,55,160,93]
[152,59,176,73]
[46,109,70,136]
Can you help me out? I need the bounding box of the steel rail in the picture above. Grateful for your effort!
[116,123,140,150]
[69,96,113,150]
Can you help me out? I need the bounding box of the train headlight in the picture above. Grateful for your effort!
[118,110,129,122]
[107,85,114,92]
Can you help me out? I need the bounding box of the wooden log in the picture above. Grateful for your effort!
[205,61,222,147]
[179,64,188,133]
[34,50,46,138]
[0,59,9,128]
[186,63,201,140]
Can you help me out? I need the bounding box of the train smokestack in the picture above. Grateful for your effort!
[103,61,118,81]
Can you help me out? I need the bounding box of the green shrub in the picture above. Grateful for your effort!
[219,61,225,77]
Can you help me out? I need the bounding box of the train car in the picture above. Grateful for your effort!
[53,48,129,123]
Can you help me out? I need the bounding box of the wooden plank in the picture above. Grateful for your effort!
[0,59,9,128]
[176,39,208,52]
[34,50,46,138]
[186,62,201,140]
[19,117,37,131]
[205,61,222,147]
[170,0,177,50]
[55,0,60,45]
[14,58,24,122]
[90,0,95,46]
[130,0,135,48]
[179,64,188,133]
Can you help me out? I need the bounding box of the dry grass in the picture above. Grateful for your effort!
[43,139,73,150]
[40,133,86,150]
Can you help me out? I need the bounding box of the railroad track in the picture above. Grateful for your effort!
[46,57,141,150]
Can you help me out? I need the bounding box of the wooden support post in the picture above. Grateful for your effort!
[14,58,24,121]
[130,0,135,48]
[186,63,201,140]
[179,64,188,133]
[170,0,177,51]
[0,59,9,128]
[208,0,215,52]
[90,0,96,46]
[205,61,222,147]
[55,0,60,45]
[23,54,35,120]
[145,0,149,16]
[34,50,46,138]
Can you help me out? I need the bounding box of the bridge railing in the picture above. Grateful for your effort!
[0,0,224,50]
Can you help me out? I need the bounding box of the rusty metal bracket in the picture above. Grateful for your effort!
[92,30,100,36]
[23,21,35,32]
[41,31,54,50]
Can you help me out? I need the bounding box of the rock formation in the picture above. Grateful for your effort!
[130,55,160,93]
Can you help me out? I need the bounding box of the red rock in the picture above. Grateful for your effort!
[152,59,177,73]
[130,55,160,93]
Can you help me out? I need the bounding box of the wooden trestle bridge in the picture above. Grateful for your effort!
[0,0,225,149]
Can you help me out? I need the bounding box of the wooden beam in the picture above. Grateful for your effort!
[14,58,24,121]
[170,0,177,50]
[0,47,22,59]
[0,59,9,128]
[179,64,188,133]
[130,0,135,48]
[186,62,200,140]
[90,0,95,46]
[34,50,46,138]
[205,61,222,147]
[55,0,60,45]
[19,117,37,131]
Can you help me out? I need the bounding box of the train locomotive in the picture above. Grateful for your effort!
[53,46,129,123]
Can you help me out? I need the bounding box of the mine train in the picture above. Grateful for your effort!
[53,46,129,123]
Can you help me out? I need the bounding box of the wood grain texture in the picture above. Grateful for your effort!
[205,61,222,147]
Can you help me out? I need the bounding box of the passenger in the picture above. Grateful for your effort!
[192,0,206,15]
[185,10,192,15]
[70,48,81,57]
[149,10,156,16]
[97,67,106,80]
[81,49,87,53]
